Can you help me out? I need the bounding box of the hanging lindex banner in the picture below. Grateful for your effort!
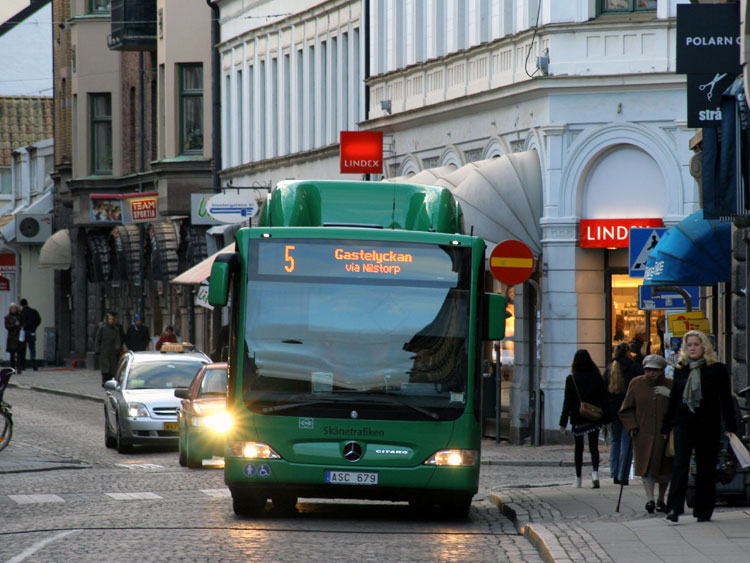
[676,3,740,74]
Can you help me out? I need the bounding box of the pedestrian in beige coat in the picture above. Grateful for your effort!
[618,354,673,514]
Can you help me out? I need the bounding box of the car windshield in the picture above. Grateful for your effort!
[126,361,205,390]
[198,368,228,397]
[241,239,471,420]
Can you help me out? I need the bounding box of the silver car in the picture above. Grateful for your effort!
[104,348,210,453]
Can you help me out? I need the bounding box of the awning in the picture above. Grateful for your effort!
[643,209,731,286]
[384,151,543,254]
[171,243,235,285]
[38,228,71,270]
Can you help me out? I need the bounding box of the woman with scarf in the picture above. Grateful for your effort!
[559,349,609,489]
[661,330,736,523]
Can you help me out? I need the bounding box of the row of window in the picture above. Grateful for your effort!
[223,29,361,168]
[0,155,54,196]
[372,0,657,76]
[88,63,203,175]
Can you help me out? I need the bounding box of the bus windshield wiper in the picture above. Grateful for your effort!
[364,390,440,421]
[260,400,326,413]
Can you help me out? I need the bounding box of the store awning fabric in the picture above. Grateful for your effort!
[385,151,543,254]
[171,244,235,285]
[643,209,731,286]
[38,229,71,270]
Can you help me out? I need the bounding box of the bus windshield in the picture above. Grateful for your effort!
[241,239,472,420]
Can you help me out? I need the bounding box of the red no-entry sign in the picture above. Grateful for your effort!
[489,240,535,285]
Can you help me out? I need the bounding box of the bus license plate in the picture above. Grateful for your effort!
[325,470,378,485]
[164,422,178,431]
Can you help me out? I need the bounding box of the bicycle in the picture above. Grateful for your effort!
[0,367,14,452]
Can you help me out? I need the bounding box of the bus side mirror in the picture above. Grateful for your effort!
[483,293,507,341]
[209,253,238,306]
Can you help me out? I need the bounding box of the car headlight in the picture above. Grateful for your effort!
[423,449,478,466]
[127,402,150,418]
[204,411,233,433]
[229,441,281,459]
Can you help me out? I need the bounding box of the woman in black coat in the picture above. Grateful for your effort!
[661,330,736,523]
[559,349,609,488]
[4,303,23,372]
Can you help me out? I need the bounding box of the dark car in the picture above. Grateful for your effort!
[175,363,229,468]
[104,347,211,453]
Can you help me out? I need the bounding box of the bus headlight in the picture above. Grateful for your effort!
[229,441,281,459]
[424,449,478,466]
[204,411,233,433]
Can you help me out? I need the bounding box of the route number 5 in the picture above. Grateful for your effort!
[284,245,296,272]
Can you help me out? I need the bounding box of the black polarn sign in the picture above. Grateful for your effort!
[687,73,736,128]
[676,3,740,74]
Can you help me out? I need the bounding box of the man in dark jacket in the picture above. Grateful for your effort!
[19,298,41,371]
[125,314,151,352]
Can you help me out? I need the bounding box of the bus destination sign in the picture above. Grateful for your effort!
[255,240,458,282]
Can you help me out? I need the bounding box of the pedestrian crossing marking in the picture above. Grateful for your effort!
[105,492,162,500]
[201,488,231,498]
[9,494,64,505]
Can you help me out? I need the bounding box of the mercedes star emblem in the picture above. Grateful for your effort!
[342,441,363,462]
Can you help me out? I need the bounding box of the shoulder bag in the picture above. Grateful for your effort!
[572,374,603,422]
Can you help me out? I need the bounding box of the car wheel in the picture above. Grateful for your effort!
[178,434,187,466]
[104,409,116,449]
[232,490,267,517]
[186,434,202,469]
[116,418,132,454]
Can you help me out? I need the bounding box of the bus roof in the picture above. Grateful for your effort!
[259,180,464,234]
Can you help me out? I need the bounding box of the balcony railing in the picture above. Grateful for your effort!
[108,0,156,51]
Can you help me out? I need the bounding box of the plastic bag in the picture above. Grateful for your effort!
[18,329,25,343]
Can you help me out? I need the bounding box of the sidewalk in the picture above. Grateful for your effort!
[490,479,750,563]
[6,368,750,562]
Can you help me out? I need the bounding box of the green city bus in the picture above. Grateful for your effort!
[209,180,506,517]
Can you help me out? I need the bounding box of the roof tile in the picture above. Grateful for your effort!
[0,96,53,167]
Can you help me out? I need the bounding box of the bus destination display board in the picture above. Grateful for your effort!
[255,240,459,282]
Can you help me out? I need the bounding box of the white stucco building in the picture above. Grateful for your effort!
[217,0,700,443]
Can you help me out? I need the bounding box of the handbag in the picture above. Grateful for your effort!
[571,374,603,422]
[665,431,675,457]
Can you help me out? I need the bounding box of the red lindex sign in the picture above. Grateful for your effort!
[340,131,383,174]
[580,218,663,248]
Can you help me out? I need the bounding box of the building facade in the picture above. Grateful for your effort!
[366,0,700,443]
[51,0,214,363]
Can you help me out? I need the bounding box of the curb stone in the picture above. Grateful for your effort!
[491,491,569,563]
[8,382,103,404]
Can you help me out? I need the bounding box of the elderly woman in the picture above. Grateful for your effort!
[661,330,736,523]
[618,354,672,514]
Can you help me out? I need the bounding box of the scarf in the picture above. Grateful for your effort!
[682,358,705,413]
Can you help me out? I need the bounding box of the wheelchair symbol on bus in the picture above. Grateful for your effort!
[258,464,271,478]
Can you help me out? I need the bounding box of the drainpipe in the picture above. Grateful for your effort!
[206,0,222,356]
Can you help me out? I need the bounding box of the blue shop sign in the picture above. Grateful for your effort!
[638,285,700,311]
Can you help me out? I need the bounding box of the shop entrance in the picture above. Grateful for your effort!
[607,272,665,362]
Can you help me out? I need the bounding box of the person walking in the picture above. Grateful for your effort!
[661,330,736,523]
[19,298,41,371]
[618,354,673,514]
[4,303,23,373]
[125,314,150,352]
[604,341,644,485]
[155,325,178,351]
[95,313,122,386]
[559,349,609,488]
